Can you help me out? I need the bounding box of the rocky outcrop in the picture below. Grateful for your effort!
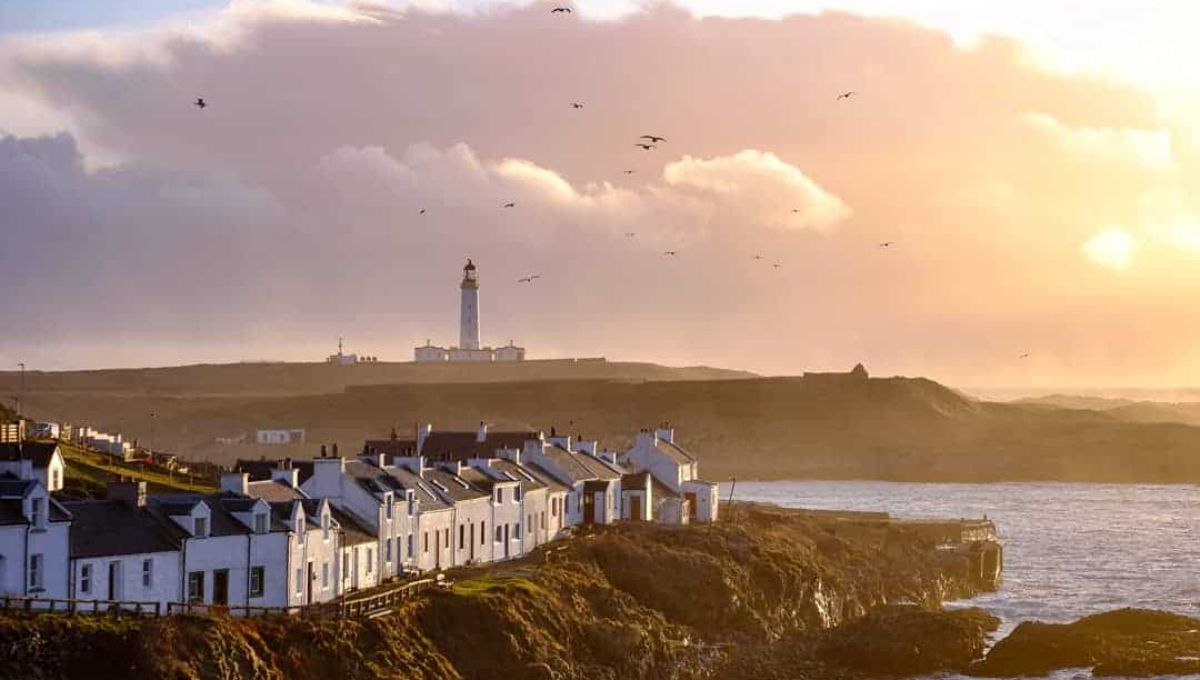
[0,505,999,680]
[971,608,1200,677]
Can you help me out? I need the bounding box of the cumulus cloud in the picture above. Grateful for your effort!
[1082,227,1137,269]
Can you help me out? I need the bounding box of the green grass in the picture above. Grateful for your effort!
[451,574,546,599]
[58,441,214,495]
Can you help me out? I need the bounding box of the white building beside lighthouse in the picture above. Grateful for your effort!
[415,259,526,363]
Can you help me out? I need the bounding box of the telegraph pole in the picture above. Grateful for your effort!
[726,476,737,524]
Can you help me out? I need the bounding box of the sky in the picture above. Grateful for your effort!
[2,0,1200,388]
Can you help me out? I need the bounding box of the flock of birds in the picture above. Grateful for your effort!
[185,6,1041,358]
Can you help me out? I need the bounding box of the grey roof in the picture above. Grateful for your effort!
[540,444,623,483]
[423,468,489,503]
[64,500,181,558]
[246,479,306,503]
[0,475,36,498]
[655,440,697,465]
[380,466,451,512]
[523,462,570,494]
[330,506,375,546]
[419,431,536,462]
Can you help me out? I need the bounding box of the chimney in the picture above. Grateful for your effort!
[575,440,598,456]
[107,479,147,508]
[270,467,299,489]
[220,471,249,496]
[655,426,674,444]
[476,421,488,443]
[498,448,521,465]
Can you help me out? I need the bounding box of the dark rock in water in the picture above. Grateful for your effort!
[971,608,1200,677]
[815,604,999,675]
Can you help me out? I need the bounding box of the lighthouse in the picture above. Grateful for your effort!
[459,259,481,350]
[413,259,525,362]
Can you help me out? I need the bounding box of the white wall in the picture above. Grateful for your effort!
[520,487,549,552]
[339,542,377,593]
[682,481,720,523]
[70,550,180,611]
[486,484,522,562]
[414,508,453,572]
[0,520,68,599]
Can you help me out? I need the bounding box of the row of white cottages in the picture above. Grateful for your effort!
[0,426,718,612]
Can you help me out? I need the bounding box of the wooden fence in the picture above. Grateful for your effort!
[0,596,161,617]
[0,578,437,620]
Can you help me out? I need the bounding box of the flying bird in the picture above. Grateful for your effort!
[551,6,572,12]
[419,209,426,215]
[640,135,666,143]
[837,91,857,101]
[623,169,636,175]
[502,201,516,208]
[194,97,207,109]
[625,232,636,237]
[1019,353,1030,359]
[772,263,782,269]
[753,255,763,260]
[635,143,656,151]
[571,102,584,109]
[663,250,677,256]
[517,275,542,283]
[878,241,893,248]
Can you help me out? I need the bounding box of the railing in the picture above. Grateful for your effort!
[0,578,439,621]
[337,578,435,618]
[0,596,161,617]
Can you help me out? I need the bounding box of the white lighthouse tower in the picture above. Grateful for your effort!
[413,259,525,362]
[459,259,481,350]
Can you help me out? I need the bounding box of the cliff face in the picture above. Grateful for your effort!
[0,506,997,680]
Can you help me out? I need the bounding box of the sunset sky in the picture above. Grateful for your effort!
[3,1,1200,388]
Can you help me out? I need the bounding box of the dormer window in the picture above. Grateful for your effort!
[254,513,267,534]
[194,517,209,538]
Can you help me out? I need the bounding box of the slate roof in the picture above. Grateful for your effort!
[246,479,306,503]
[330,506,375,546]
[423,467,489,503]
[419,431,536,462]
[63,500,181,558]
[655,440,697,465]
[0,442,59,468]
[540,444,624,483]
[523,463,571,494]
[489,459,548,493]
[380,466,451,512]
[233,459,275,482]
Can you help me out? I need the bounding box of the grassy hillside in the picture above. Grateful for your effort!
[56,441,214,499]
[20,372,1200,483]
[0,359,754,397]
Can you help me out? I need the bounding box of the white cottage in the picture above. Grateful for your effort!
[64,481,181,610]
[0,474,71,599]
[619,427,719,524]
[0,442,65,493]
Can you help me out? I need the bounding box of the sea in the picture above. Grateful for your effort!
[726,480,1200,679]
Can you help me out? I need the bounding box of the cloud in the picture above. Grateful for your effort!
[2,3,1200,384]
[1023,111,1175,171]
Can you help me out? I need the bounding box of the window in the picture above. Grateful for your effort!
[30,498,44,528]
[541,512,546,529]
[249,566,264,598]
[407,494,415,516]
[28,554,42,590]
[385,499,393,520]
[367,548,374,573]
[342,552,350,577]
[458,524,465,550]
[194,517,208,538]
[552,498,558,517]
[254,513,267,534]
[423,531,429,554]
[322,562,329,589]
[495,488,503,504]
[296,518,305,544]
[188,571,204,602]
[515,522,522,540]
[480,521,486,545]
[294,568,303,595]
[495,526,502,543]
[514,486,522,502]
[80,564,92,594]
[407,534,414,558]
[386,538,393,562]
[52,469,60,489]
[142,559,153,588]
[443,528,449,547]
[323,515,330,541]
